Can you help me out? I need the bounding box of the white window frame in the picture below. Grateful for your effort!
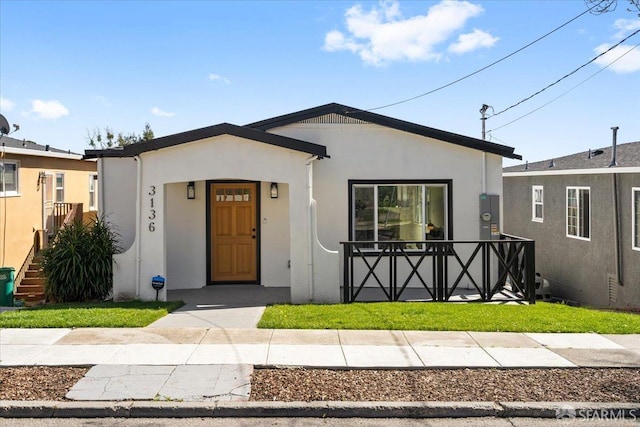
[55,172,64,202]
[566,186,590,241]
[633,187,640,251]
[532,185,543,222]
[0,160,20,197]
[89,174,98,211]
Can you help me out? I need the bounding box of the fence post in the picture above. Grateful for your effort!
[435,242,444,301]
[525,240,536,304]
[342,243,350,303]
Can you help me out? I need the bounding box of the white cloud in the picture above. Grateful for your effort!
[323,0,493,65]
[151,107,176,117]
[594,43,640,73]
[613,18,640,38]
[31,99,69,119]
[208,73,231,84]
[448,28,499,54]
[0,98,15,112]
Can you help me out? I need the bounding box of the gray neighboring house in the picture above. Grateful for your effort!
[503,136,640,309]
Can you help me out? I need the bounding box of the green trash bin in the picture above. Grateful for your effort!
[0,267,15,307]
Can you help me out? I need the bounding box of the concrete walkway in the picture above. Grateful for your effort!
[2,328,640,403]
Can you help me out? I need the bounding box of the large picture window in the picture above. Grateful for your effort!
[351,181,450,250]
[567,186,590,240]
[532,185,543,222]
[0,161,19,196]
[633,188,640,251]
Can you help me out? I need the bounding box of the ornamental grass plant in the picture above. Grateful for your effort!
[41,216,121,303]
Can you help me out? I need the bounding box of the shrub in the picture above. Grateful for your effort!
[41,216,121,303]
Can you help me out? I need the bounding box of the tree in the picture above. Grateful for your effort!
[585,0,640,15]
[87,123,154,149]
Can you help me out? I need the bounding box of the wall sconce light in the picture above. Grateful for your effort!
[270,182,278,199]
[187,181,195,199]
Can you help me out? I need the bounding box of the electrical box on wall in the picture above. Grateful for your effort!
[479,194,500,240]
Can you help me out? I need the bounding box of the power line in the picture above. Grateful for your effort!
[348,3,599,113]
[487,40,640,134]
[490,27,640,117]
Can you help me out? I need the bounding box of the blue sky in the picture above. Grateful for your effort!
[1,1,639,166]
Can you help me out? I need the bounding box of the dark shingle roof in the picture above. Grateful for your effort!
[0,136,78,155]
[503,140,640,173]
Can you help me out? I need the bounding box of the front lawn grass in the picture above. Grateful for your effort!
[258,302,640,334]
[0,300,184,328]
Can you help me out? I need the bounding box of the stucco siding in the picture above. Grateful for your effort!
[504,173,640,308]
[100,157,137,251]
[0,154,96,270]
[272,123,500,249]
[111,135,311,301]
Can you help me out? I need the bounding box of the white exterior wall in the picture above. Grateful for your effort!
[105,135,312,302]
[271,124,502,247]
[260,181,292,287]
[100,157,137,250]
[104,121,506,303]
[271,124,503,294]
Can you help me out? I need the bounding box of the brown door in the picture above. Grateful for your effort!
[210,183,257,282]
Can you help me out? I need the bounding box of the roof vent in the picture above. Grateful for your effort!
[45,144,50,151]
[549,159,555,168]
[592,149,604,156]
[525,160,529,170]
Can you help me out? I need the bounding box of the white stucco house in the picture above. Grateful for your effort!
[85,103,521,303]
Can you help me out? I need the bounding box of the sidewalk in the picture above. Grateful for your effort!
[2,328,640,368]
[1,328,640,419]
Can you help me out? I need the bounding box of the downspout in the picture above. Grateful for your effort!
[609,127,623,286]
[482,152,487,194]
[306,155,319,301]
[135,155,142,298]
[98,157,105,217]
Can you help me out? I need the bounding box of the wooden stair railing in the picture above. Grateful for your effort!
[14,203,84,307]
[13,230,46,307]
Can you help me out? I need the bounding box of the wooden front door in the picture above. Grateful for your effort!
[210,182,258,282]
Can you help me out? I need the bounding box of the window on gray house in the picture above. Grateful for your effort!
[352,181,449,250]
[567,186,590,240]
[532,185,543,222]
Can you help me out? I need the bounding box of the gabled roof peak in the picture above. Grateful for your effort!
[247,102,521,160]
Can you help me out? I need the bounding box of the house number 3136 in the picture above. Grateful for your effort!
[148,185,156,232]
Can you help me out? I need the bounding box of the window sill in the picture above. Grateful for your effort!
[532,218,543,223]
[0,192,21,198]
[566,234,591,242]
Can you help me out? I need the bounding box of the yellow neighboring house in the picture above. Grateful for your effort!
[0,136,98,272]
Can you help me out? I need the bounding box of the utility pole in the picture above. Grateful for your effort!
[479,104,490,141]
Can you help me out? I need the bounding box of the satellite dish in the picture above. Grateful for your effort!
[0,114,10,135]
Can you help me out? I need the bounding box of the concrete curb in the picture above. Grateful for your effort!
[1,400,638,418]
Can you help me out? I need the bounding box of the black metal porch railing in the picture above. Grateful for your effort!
[341,234,535,304]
